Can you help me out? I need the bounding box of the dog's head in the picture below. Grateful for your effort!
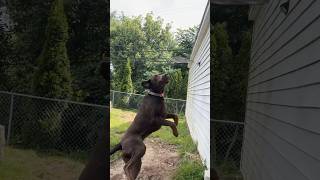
[141,74,169,93]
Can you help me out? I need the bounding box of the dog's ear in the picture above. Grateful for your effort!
[141,80,150,89]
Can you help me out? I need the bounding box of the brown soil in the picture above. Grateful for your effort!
[110,138,180,180]
[33,158,83,180]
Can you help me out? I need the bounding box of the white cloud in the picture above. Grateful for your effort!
[111,0,208,32]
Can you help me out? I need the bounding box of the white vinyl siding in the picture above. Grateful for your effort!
[241,0,320,179]
[185,2,210,176]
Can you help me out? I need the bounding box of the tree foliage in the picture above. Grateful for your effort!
[172,26,198,80]
[66,0,109,104]
[117,59,133,93]
[212,5,251,54]
[212,5,252,122]
[111,13,195,99]
[211,6,252,168]
[232,31,251,120]
[4,0,108,103]
[111,13,176,93]
[23,0,71,148]
[166,69,188,99]
[0,24,13,90]
[212,23,233,120]
[1,0,108,150]
[32,0,72,99]
[174,26,198,58]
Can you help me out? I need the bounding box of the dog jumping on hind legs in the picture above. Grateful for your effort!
[110,74,179,180]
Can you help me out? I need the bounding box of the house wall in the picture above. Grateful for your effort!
[185,2,210,176]
[241,0,320,179]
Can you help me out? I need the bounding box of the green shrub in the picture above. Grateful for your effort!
[22,0,72,149]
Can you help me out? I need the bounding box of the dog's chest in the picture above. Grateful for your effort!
[141,119,162,138]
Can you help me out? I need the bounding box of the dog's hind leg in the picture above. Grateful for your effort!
[124,158,142,180]
[123,141,146,180]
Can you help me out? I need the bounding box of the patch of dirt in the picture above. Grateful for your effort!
[110,138,180,180]
[34,159,83,180]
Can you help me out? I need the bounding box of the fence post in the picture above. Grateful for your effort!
[112,91,115,107]
[175,101,178,114]
[7,94,14,145]
[0,125,5,161]
[179,103,185,115]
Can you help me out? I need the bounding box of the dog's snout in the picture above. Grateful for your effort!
[162,74,169,83]
[161,74,168,78]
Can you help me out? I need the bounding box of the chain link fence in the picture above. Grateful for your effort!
[110,90,186,115]
[0,91,107,158]
[212,119,244,179]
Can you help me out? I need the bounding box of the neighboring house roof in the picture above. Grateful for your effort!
[188,1,210,68]
[211,0,269,5]
[171,56,189,64]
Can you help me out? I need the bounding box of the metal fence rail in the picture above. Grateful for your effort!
[110,90,186,115]
[211,119,244,179]
[0,91,108,156]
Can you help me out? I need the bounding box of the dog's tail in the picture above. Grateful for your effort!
[110,143,122,155]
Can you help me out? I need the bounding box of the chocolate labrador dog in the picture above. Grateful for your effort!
[110,74,179,180]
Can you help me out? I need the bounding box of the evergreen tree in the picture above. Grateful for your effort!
[114,58,133,107]
[23,0,71,148]
[231,31,251,121]
[166,69,187,99]
[119,59,133,93]
[32,0,72,99]
[212,23,233,120]
[212,5,251,54]
[0,25,12,90]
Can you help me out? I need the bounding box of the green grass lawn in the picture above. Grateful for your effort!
[0,147,84,180]
[110,108,205,179]
[110,108,135,161]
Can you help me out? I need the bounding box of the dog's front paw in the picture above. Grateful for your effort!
[173,129,179,137]
[173,115,179,126]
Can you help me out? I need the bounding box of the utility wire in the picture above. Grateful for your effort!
[110,49,189,54]
[1,57,181,66]
[2,47,189,66]
[111,46,189,53]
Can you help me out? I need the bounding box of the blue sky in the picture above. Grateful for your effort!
[110,0,208,33]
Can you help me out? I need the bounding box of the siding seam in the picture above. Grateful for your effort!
[247,108,320,135]
[248,58,320,89]
[250,0,303,65]
[245,123,310,179]
[250,0,282,56]
[249,0,319,76]
[246,114,320,161]
[247,100,320,109]
[250,32,320,81]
